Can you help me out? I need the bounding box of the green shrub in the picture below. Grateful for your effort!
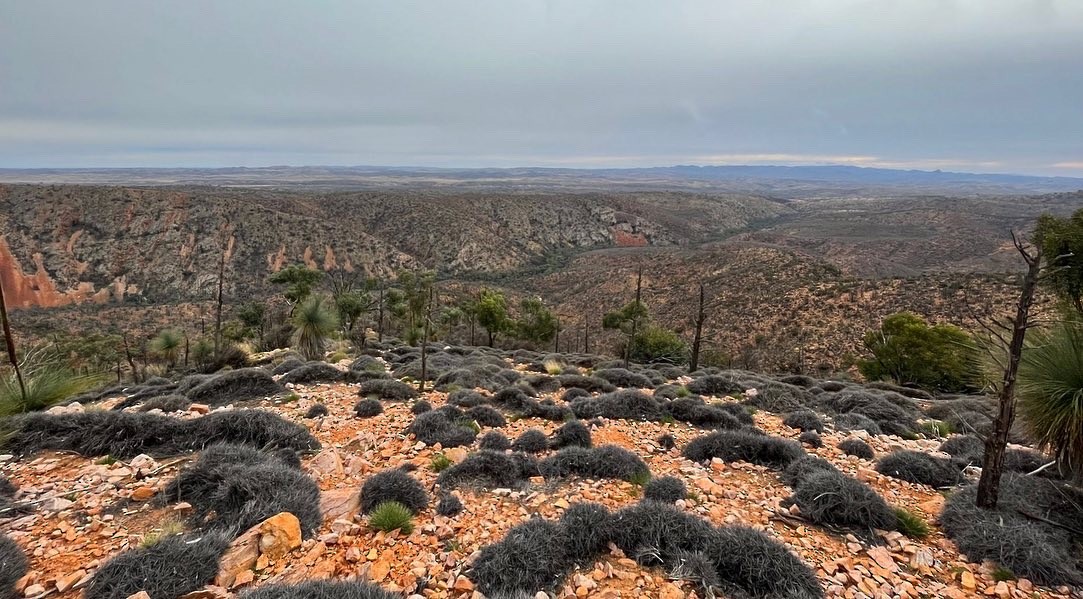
[368,501,414,534]
[431,453,452,472]
[857,312,977,392]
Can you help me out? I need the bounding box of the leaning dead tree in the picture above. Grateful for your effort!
[690,283,707,372]
[0,275,27,402]
[973,232,1044,508]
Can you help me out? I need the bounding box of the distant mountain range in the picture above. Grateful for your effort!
[1,164,1080,195]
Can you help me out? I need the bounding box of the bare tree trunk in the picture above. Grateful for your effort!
[377,286,385,342]
[690,283,706,372]
[554,319,560,352]
[0,277,27,403]
[214,230,228,355]
[418,287,434,393]
[584,318,590,354]
[184,333,190,368]
[122,333,140,383]
[625,266,643,368]
[976,235,1043,509]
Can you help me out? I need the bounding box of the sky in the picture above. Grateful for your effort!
[1,1,1082,175]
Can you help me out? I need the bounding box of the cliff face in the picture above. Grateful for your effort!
[0,185,785,308]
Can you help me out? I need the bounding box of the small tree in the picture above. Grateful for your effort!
[291,295,339,361]
[629,325,687,364]
[515,297,559,345]
[1035,208,1083,314]
[150,329,184,370]
[270,264,324,306]
[386,270,435,345]
[858,312,976,392]
[474,288,510,347]
[236,301,267,342]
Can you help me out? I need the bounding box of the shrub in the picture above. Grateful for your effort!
[470,518,571,596]
[348,356,385,373]
[683,430,805,470]
[559,502,614,561]
[838,438,875,460]
[0,534,28,599]
[304,404,329,419]
[833,413,883,436]
[593,368,653,389]
[657,433,676,450]
[436,494,463,517]
[139,394,192,413]
[893,507,930,538]
[743,382,815,413]
[360,469,428,515]
[707,525,823,599]
[539,445,650,482]
[798,430,823,448]
[84,533,230,599]
[875,450,963,488]
[789,470,896,532]
[857,312,977,392]
[410,400,432,415]
[367,501,414,534]
[354,398,383,418]
[162,444,298,509]
[408,410,477,448]
[466,405,506,428]
[240,581,398,599]
[358,379,418,401]
[643,476,687,503]
[436,450,533,489]
[822,390,919,437]
[782,410,824,433]
[189,410,320,453]
[717,402,755,425]
[940,474,1083,585]
[186,368,285,406]
[550,420,591,449]
[511,429,548,454]
[522,400,574,422]
[478,431,511,451]
[492,387,535,411]
[271,358,305,376]
[279,362,344,385]
[569,390,665,421]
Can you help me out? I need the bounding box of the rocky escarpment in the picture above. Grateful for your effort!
[0,185,784,308]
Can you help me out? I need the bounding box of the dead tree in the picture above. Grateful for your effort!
[689,283,707,372]
[974,232,1044,508]
[418,286,435,393]
[0,276,26,403]
[214,223,230,355]
[625,266,644,368]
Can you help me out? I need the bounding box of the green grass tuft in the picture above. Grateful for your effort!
[430,453,453,472]
[368,501,415,534]
[893,506,931,539]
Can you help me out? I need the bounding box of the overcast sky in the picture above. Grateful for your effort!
[2,1,1082,174]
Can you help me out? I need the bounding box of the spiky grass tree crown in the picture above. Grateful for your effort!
[291,295,339,361]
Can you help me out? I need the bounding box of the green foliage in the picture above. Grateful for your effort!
[269,264,324,304]
[473,288,510,346]
[515,296,559,344]
[0,347,105,416]
[386,270,435,345]
[857,312,976,392]
[919,420,954,438]
[602,300,649,335]
[892,507,930,539]
[149,329,184,368]
[627,470,652,487]
[368,501,414,534]
[1017,321,1083,478]
[236,302,266,339]
[430,453,453,472]
[334,291,373,333]
[629,325,688,364]
[291,295,339,361]
[992,567,1016,582]
[1035,209,1083,314]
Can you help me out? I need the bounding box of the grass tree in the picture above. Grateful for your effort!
[150,329,184,370]
[0,346,103,416]
[292,295,339,361]
[1017,320,1083,482]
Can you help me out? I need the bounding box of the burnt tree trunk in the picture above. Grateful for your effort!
[625,266,643,368]
[690,283,706,372]
[377,286,385,342]
[975,235,1043,509]
[418,286,434,393]
[214,227,228,355]
[0,277,27,403]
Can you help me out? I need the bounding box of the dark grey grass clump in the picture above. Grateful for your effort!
[278,362,345,385]
[186,368,285,406]
[838,438,875,460]
[789,469,897,532]
[0,534,28,599]
[683,430,805,470]
[360,468,429,515]
[358,379,418,401]
[354,398,384,418]
[84,533,230,599]
[408,410,477,448]
[436,450,535,489]
[304,403,329,418]
[875,450,964,488]
[643,475,687,503]
[478,431,511,451]
[538,445,649,482]
[240,580,399,599]
[511,429,549,454]
[549,419,592,449]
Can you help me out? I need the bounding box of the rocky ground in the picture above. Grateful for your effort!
[2,359,1077,599]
